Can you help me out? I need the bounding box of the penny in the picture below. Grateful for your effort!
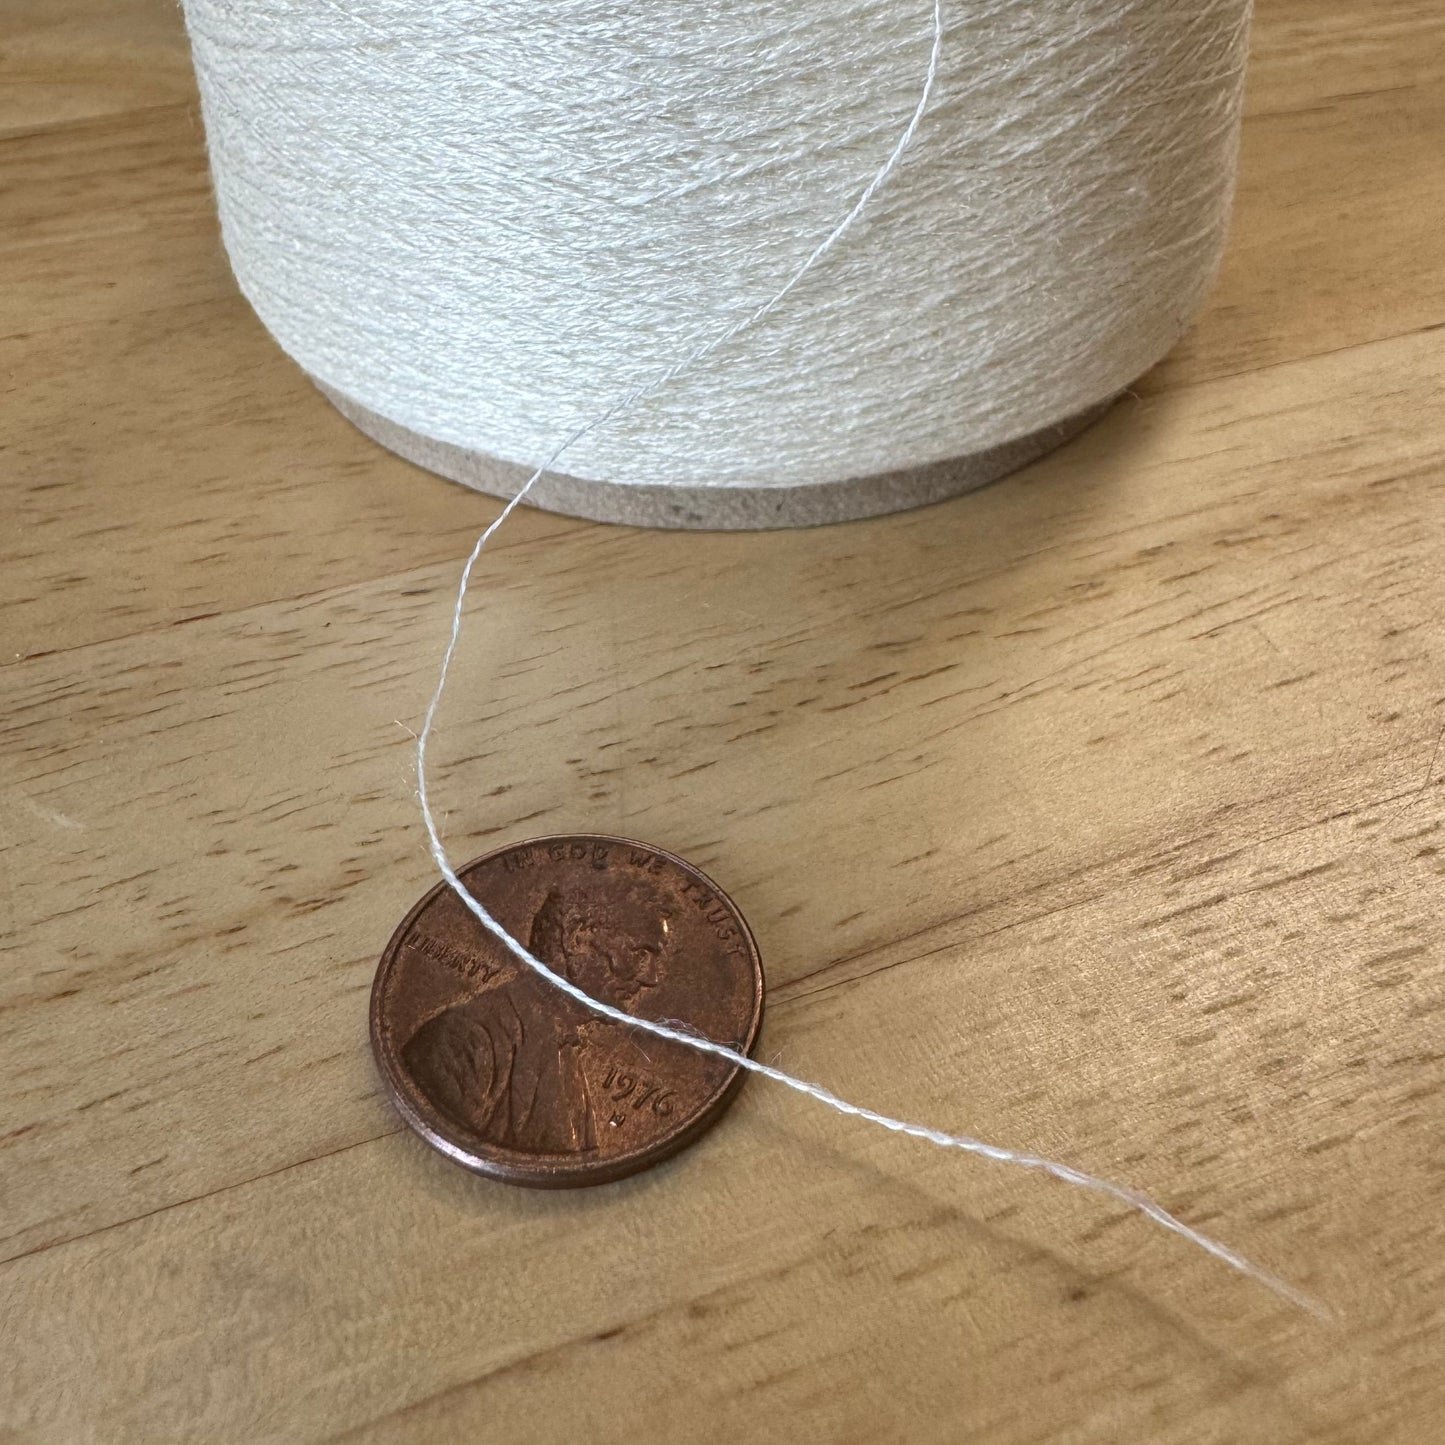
[370,834,764,1187]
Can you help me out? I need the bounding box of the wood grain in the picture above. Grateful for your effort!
[3,3,1443,1442]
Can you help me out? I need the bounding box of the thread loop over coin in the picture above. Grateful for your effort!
[371,837,763,1189]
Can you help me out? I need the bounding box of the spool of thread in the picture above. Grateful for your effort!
[181,0,1249,529]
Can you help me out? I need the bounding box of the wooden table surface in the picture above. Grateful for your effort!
[4,2,1444,1441]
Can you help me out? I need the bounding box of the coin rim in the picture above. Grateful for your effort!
[370,834,765,1188]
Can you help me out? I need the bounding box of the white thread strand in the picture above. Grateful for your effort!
[183,0,1323,1316]
[396,7,1321,1318]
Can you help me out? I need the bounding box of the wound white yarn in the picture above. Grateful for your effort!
[184,0,1249,489]
[182,0,1323,1315]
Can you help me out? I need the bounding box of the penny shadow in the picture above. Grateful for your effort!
[732,1103,1338,1437]
[389,1095,1338,1442]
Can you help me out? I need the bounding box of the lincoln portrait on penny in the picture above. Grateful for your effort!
[403,887,673,1154]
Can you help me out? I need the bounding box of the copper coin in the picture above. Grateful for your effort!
[370,834,764,1187]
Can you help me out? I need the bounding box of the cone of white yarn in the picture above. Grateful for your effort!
[182,0,1246,524]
